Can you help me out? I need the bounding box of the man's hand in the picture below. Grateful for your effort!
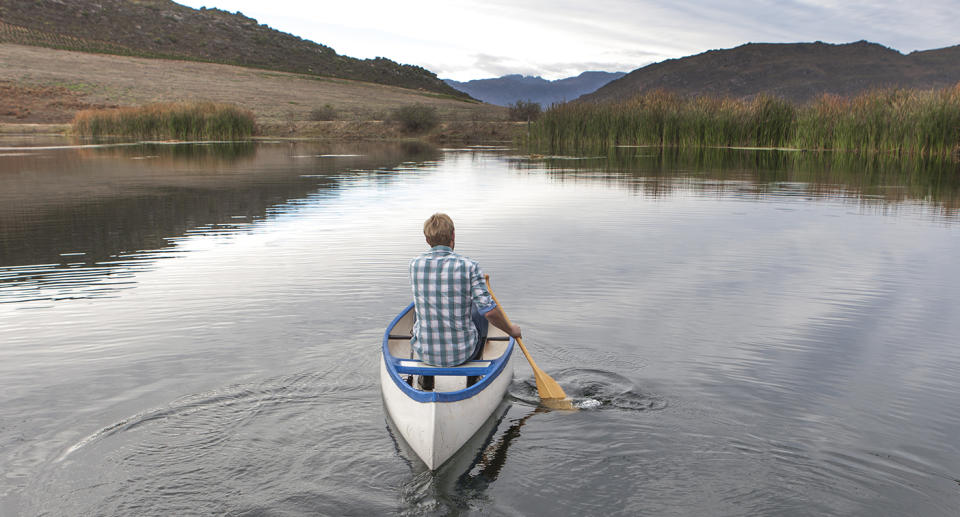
[508,323,522,340]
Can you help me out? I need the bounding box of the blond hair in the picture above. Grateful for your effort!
[423,213,454,247]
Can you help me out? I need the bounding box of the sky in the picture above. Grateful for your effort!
[177,1,958,81]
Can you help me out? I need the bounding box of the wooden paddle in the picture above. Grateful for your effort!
[485,275,573,409]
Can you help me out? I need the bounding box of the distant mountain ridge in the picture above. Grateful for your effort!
[0,0,469,99]
[581,41,960,104]
[445,71,626,106]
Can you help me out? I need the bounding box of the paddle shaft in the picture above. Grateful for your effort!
[484,275,569,402]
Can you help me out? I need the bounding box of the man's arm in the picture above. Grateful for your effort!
[484,305,522,339]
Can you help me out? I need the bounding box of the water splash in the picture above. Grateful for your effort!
[575,399,603,409]
[509,368,666,411]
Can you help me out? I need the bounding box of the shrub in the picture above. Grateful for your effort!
[309,104,337,121]
[391,104,439,133]
[72,102,255,140]
[509,100,542,122]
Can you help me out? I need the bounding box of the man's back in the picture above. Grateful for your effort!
[409,245,496,367]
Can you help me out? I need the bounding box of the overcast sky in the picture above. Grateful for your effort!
[177,1,957,81]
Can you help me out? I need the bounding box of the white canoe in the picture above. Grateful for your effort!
[380,303,516,470]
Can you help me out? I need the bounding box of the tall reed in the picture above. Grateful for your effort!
[72,102,256,140]
[528,85,960,158]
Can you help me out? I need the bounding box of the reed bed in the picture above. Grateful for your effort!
[72,102,255,140]
[528,85,960,158]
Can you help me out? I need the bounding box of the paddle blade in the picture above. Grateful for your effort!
[513,330,574,408]
[533,368,568,400]
[542,397,576,411]
[533,370,574,410]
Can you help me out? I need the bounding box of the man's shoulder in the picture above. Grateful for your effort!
[410,249,481,269]
[456,251,484,267]
[446,251,481,269]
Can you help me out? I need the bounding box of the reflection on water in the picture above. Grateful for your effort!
[2,139,959,516]
[4,142,956,308]
[392,402,514,515]
[511,147,960,218]
[0,140,439,305]
[394,401,562,516]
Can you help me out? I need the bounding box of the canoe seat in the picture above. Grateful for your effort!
[392,359,494,377]
[388,334,510,342]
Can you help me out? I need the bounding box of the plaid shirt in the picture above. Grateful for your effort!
[409,245,497,366]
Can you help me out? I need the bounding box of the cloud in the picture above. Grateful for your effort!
[178,0,960,80]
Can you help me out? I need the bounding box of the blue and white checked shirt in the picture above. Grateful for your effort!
[409,245,497,367]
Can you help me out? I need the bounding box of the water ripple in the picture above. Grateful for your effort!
[29,369,394,516]
[509,369,667,412]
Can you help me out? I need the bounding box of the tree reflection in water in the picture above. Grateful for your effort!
[508,147,960,219]
[0,141,440,304]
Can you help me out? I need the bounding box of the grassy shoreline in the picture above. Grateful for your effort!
[0,123,71,135]
[0,119,524,142]
[72,103,255,140]
[528,86,960,158]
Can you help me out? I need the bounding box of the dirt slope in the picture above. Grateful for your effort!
[0,0,468,99]
[0,43,504,131]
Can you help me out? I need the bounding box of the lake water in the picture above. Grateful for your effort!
[1,138,959,516]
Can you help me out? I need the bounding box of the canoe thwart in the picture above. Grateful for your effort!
[389,334,510,342]
[393,359,494,377]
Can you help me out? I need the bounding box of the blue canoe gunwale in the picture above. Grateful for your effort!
[382,302,515,403]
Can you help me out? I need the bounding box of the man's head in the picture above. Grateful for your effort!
[423,213,455,248]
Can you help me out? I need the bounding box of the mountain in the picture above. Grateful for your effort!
[0,0,469,99]
[445,71,626,106]
[580,41,960,104]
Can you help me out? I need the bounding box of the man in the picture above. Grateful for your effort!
[409,213,521,389]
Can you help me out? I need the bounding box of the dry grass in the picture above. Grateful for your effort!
[72,102,255,139]
[529,85,960,157]
[0,80,113,123]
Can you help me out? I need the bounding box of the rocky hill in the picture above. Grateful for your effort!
[445,71,625,107]
[581,41,960,104]
[0,0,469,99]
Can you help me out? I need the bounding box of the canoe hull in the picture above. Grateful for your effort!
[380,352,515,469]
[380,303,515,470]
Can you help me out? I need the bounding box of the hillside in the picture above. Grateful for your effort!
[0,44,511,140]
[0,0,469,99]
[445,71,625,107]
[581,41,960,104]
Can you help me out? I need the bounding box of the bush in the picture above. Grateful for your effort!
[509,100,541,122]
[309,104,337,121]
[391,104,439,133]
[72,102,255,140]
